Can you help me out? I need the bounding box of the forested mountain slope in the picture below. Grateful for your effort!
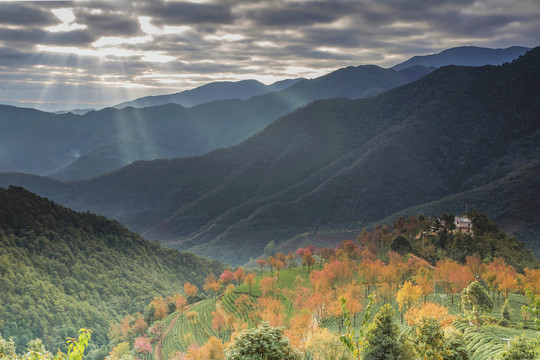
[0,186,224,352]
[0,48,538,264]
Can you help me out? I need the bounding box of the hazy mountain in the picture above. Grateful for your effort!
[113,78,303,109]
[53,108,96,115]
[1,47,538,264]
[0,64,430,181]
[391,46,530,70]
[1,46,527,182]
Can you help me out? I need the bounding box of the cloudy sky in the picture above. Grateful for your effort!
[0,0,538,111]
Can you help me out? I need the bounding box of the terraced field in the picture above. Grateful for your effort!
[154,267,538,360]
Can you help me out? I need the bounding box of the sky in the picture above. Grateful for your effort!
[0,0,538,112]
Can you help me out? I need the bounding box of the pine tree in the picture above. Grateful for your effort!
[362,304,403,360]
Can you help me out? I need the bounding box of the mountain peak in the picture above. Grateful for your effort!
[391,45,530,70]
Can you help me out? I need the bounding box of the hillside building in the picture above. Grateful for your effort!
[455,216,473,234]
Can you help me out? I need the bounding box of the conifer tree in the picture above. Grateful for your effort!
[362,304,403,360]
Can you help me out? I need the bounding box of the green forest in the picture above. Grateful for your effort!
[0,186,224,356]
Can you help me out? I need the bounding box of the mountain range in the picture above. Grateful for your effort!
[1,46,538,265]
[113,78,304,109]
[391,45,530,70]
[0,46,528,181]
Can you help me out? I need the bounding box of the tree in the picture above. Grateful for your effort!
[437,258,473,305]
[224,322,301,360]
[444,328,471,360]
[234,268,245,284]
[410,318,446,360]
[220,270,234,285]
[340,283,363,326]
[415,269,434,303]
[204,337,226,360]
[256,259,267,276]
[134,336,152,353]
[497,336,540,360]
[151,297,168,321]
[339,295,374,359]
[0,334,17,358]
[305,328,353,360]
[257,297,285,327]
[270,256,286,281]
[212,309,228,337]
[521,268,540,295]
[500,298,512,324]
[362,304,403,360]
[302,251,316,273]
[174,295,188,315]
[285,252,297,270]
[404,302,455,329]
[243,273,256,295]
[259,276,278,298]
[461,281,493,327]
[0,329,92,360]
[396,281,422,324]
[319,247,336,264]
[310,268,335,292]
[360,258,384,295]
[184,282,199,299]
[465,255,486,280]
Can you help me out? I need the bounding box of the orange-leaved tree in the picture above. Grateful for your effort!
[396,280,422,324]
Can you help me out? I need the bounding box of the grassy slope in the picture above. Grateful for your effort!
[155,266,537,360]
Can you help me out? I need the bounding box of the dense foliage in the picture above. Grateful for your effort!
[224,322,302,360]
[108,224,538,360]
[0,186,223,353]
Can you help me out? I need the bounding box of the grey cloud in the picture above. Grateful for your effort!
[0,47,101,69]
[0,3,59,26]
[45,30,97,46]
[0,28,95,47]
[0,47,29,67]
[245,1,360,26]
[142,1,235,25]
[75,12,142,37]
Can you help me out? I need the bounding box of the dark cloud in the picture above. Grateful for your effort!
[0,3,59,26]
[246,1,359,26]
[143,1,235,25]
[75,11,142,37]
[0,0,538,110]
[44,30,97,46]
[0,47,29,67]
[0,28,96,46]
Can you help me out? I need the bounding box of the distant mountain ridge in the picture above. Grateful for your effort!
[0,64,431,181]
[114,78,303,109]
[1,47,538,264]
[391,45,530,70]
[0,46,528,181]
